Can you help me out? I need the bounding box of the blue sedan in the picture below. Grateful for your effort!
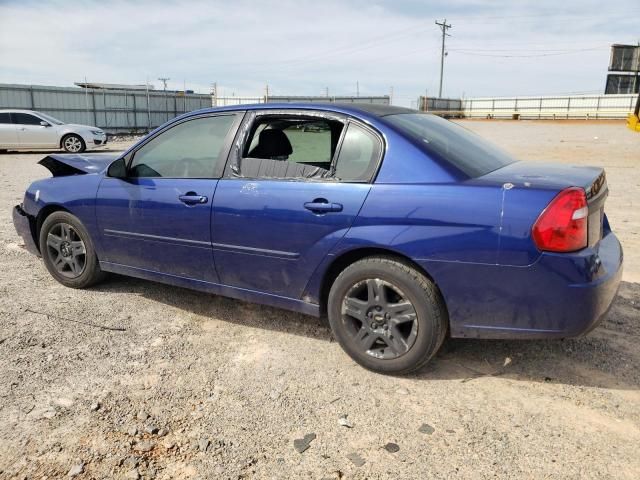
[12,103,623,373]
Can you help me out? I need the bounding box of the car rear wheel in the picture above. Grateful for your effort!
[39,211,106,288]
[62,134,85,153]
[328,256,447,374]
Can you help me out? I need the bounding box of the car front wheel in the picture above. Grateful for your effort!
[328,256,447,374]
[62,134,86,153]
[39,211,106,288]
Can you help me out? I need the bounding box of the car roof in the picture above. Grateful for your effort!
[186,102,418,121]
[0,109,41,114]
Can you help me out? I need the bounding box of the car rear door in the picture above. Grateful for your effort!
[0,112,19,147]
[211,110,382,298]
[12,112,59,148]
[95,112,242,281]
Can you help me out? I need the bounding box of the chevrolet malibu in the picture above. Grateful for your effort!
[0,109,107,153]
[12,103,623,374]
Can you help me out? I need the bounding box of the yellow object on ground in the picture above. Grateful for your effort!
[628,113,640,132]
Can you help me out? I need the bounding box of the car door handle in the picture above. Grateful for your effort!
[178,193,208,205]
[304,199,343,213]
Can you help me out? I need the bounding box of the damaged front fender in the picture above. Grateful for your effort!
[39,153,120,177]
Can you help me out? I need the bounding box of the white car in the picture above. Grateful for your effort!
[0,109,107,153]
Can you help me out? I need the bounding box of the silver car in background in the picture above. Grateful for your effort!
[0,109,107,153]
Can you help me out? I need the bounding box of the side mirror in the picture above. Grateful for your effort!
[107,157,128,178]
[40,121,51,127]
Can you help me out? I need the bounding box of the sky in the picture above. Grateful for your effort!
[0,0,638,107]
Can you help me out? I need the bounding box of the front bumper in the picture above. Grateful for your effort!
[12,204,40,256]
[87,134,107,149]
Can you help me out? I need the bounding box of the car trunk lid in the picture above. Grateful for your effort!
[480,161,608,248]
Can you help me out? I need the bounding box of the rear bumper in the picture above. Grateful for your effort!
[421,232,624,339]
[12,204,39,256]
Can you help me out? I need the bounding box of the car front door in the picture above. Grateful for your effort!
[95,112,242,282]
[0,112,19,147]
[12,112,59,148]
[212,110,383,298]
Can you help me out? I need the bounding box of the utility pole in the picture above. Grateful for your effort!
[435,19,452,98]
[389,86,394,105]
[356,80,359,97]
[211,82,217,106]
[158,77,170,121]
[145,77,151,131]
[265,83,269,103]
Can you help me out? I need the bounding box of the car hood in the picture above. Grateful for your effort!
[63,123,102,131]
[39,153,120,177]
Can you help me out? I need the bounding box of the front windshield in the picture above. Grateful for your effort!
[36,112,65,125]
[384,113,516,177]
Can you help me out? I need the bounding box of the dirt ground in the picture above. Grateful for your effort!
[0,121,639,480]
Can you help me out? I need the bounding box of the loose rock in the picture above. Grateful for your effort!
[126,469,140,480]
[293,433,316,453]
[338,415,353,428]
[122,456,138,469]
[384,442,400,453]
[198,437,210,452]
[418,423,435,435]
[133,440,154,452]
[346,452,365,467]
[137,411,149,421]
[67,462,84,477]
[144,424,159,435]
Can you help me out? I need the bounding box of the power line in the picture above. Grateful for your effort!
[449,46,604,58]
[435,19,452,98]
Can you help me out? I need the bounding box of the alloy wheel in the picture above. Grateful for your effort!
[45,223,87,278]
[64,136,83,152]
[341,278,418,359]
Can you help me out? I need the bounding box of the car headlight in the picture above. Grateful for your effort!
[90,130,104,135]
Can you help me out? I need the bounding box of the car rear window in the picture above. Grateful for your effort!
[384,113,516,177]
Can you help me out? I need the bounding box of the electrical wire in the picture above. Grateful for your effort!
[448,46,605,58]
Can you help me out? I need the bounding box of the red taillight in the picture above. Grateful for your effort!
[532,187,588,252]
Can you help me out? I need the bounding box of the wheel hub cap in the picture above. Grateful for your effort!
[60,241,72,257]
[341,278,419,360]
[45,223,87,278]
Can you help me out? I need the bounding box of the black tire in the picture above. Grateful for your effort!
[328,256,447,374]
[39,211,106,288]
[61,134,86,153]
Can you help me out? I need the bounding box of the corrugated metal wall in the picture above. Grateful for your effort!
[213,95,391,106]
[266,95,390,105]
[0,83,213,133]
[418,97,463,117]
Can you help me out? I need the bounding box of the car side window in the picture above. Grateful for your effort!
[334,123,381,182]
[236,117,343,180]
[12,113,42,125]
[129,115,237,178]
[0,112,11,124]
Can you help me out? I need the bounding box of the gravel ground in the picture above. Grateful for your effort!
[0,121,639,479]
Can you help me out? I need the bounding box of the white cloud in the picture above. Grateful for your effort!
[0,0,637,106]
